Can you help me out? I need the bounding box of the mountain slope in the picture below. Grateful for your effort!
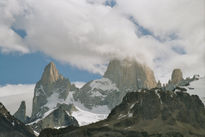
[39,88,205,137]
[29,105,79,133]
[0,102,35,137]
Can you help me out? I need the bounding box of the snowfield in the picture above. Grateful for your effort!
[70,106,108,126]
[90,78,119,91]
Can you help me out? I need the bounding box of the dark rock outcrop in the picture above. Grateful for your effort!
[0,102,35,137]
[14,101,26,123]
[39,88,205,137]
[31,105,79,133]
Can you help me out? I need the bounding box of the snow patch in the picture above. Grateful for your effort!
[71,106,108,126]
[155,90,162,104]
[90,91,107,98]
[90,78,119,91]
[130,103,135,109]
[118,114,127,120]
[128,112,133,117]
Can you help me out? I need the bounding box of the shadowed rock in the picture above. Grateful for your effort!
[14,101,26,123]
[0,102,35,137]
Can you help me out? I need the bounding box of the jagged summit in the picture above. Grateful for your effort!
[14,101,26,123]
[171,68,183,85]
[40,62,64,85]
[31,62,72,119]
[104,58,157,90]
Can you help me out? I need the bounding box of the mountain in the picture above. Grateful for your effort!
[39,87,205,137]
[0,102,35,137]
[171,68,183,85]
[29,104,79,133]
[183,76,205,105]
[14,101,26,123]
[104,58,157,90]
[74,58,157,111]
[29,62,107,132]
[31,62,74,120]
[29,59,157,132]
[166,68,198,91]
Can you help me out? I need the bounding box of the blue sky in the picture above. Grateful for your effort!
[0,51,101,85]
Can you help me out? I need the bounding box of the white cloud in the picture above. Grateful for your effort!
[0,0,204,82]
[0,0,29,53]
[0,84,35,116]
[72,81,86,88]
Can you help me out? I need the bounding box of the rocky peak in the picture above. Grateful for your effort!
[31,62,72,119]
[14,101,26,123]
[103,58,157,90]
[171,68,183,85]
[0,102,35,137]
[31,106,79,132]
[0,102,9,116]
[40,62,63,85]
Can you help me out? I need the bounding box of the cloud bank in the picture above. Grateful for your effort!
[0,0,204,82]
[0,84,34,116]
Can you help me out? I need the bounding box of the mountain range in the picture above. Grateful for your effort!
[0,58,204,137]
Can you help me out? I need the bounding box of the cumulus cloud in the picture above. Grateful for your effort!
[0,84,34,116]
[0,0,204,82]
[0,0,29,53]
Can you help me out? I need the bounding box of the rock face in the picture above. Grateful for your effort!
[171,68,183,85]
[14,101,26,123]
[39,88,205,137]
[31,105,79,133]
[74,78,121,110]
[31,62,73,120]
[74,58,157,111]
[104,58,157,89]
[0,102,35,137]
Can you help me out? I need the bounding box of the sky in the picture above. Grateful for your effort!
[0,0,205,88]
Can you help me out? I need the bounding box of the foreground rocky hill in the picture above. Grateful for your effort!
[39,87,205,137]
[0,102,35,137]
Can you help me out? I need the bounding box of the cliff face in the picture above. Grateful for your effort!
[74,58,157,111]
[31,62,72,119]
[171,69,183,85]
[104,58,157,90]
[0,102,35,137]
[30,105,79,133]
[39,88,205,137]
